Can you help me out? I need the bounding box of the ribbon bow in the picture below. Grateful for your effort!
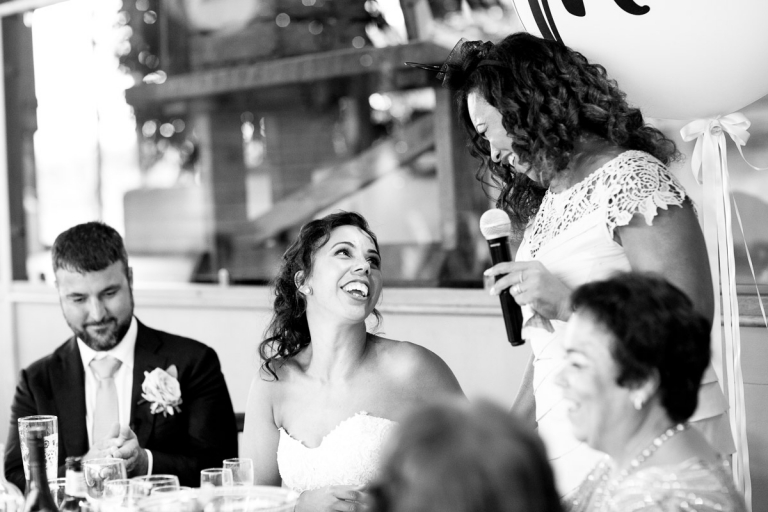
[681,113,754,184]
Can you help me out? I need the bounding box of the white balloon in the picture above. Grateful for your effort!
[512,0,768,120]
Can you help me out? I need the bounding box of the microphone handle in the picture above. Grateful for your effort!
[487,236,525,346]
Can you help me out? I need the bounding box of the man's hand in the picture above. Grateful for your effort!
[83,423,121,460]
[110,426,149,477]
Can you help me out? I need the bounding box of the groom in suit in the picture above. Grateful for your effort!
[4,221,238,490]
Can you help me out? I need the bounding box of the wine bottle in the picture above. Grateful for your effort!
[59,458,85,512]
[0,442,24,512]
[22,427,58,512]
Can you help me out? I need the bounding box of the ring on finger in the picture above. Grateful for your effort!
[519,272,525,284]
[512,283,521,294]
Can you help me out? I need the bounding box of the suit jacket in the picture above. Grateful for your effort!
[4,320,238,490]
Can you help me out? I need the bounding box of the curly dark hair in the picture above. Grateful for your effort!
[52,221,130,279]
[259,211,382,380]
[369,399,563,512]
[570,272,712,423]
[451,32,680,230]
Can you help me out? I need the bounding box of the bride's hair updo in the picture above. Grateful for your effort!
[259,211,382,380]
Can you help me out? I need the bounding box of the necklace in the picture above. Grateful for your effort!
[569,423,688,512]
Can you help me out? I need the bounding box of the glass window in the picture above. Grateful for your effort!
[8,0,524,287]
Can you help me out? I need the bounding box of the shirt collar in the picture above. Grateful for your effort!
[77,316,137,370]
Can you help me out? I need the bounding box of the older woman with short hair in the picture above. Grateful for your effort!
[559,273,745,512]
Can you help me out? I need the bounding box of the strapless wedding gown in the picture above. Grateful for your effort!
[277,411,398,492]
[517,151,732,497]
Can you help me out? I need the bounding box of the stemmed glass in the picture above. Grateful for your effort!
[150,485,191,495]
[129,475,180,496]
[82,458,127,502]
[103,478,135,509]
[222,459,254,486]
[200,468,233,488]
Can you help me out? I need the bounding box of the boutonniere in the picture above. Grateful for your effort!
[140,364,183,416]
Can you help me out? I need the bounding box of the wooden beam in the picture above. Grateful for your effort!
[125,41,451,107]
[434,86,487,251]
[232,113,435,244]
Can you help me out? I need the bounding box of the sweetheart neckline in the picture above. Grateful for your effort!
[279,411,396,450]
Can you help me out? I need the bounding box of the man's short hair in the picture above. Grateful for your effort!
[52,221,129,276]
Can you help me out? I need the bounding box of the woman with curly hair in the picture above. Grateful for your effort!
[442,32,732,496]
[242,211,464,512]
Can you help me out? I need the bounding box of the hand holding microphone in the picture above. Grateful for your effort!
[479,209,524,346]
[480,210,567,343]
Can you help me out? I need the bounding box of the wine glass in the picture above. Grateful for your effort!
[129,475,179,496]
[200,468,233,488]
[150,485,191,495]
[82,458,126,502]
[222,459,254,486]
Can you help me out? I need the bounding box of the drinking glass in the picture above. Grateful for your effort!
[200,468,233,488]
[129,475,179,496]
[222,459,254,486]
[103,478,131,502]
[150,485,191,495]
[48,477,67,509]
[82,458,127,502]
[18,416,58,485]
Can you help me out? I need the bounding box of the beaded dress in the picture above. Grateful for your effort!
[276,411,397,493]
[566,456,746,512]
[515,151,732,496]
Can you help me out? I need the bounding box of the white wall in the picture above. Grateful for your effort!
[1,284,529,443]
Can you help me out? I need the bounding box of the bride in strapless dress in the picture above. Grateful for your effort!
[242,212,465,512]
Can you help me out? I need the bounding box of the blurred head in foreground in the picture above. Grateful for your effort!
[369,399,563,512]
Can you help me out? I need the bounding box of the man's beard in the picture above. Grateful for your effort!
[71,314,132,351]
[70,295,134,351]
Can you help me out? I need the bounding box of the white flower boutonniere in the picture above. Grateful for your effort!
[141,364,183,416]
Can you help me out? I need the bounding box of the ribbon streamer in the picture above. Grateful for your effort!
[681,113,768,512]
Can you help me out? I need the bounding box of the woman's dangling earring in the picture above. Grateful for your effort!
[632,394,645,411]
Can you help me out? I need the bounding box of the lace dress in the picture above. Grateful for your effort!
[565,456,746,512]
[516,151,731,497]
[276,411,397,492]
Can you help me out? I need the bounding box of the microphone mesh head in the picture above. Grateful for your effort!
[479,209,512,240]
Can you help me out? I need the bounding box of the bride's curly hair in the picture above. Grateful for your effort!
[259,211,382,380]
[452,33,680,231]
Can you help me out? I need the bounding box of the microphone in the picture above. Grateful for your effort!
[479,209,525,347]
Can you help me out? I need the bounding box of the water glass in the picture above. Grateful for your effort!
[129,475,179,496]
[200,468,233,488]
[48,477,68,509]
[222,458,254,486]
[82,458,127,502]
[18,416,58,485]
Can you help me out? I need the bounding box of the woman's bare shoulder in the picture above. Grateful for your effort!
[370,336,464,395]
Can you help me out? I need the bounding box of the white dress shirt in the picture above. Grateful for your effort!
[77,316,153,473]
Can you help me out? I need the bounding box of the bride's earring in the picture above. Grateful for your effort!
[295,270,312,295]
[632,394,645,411]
